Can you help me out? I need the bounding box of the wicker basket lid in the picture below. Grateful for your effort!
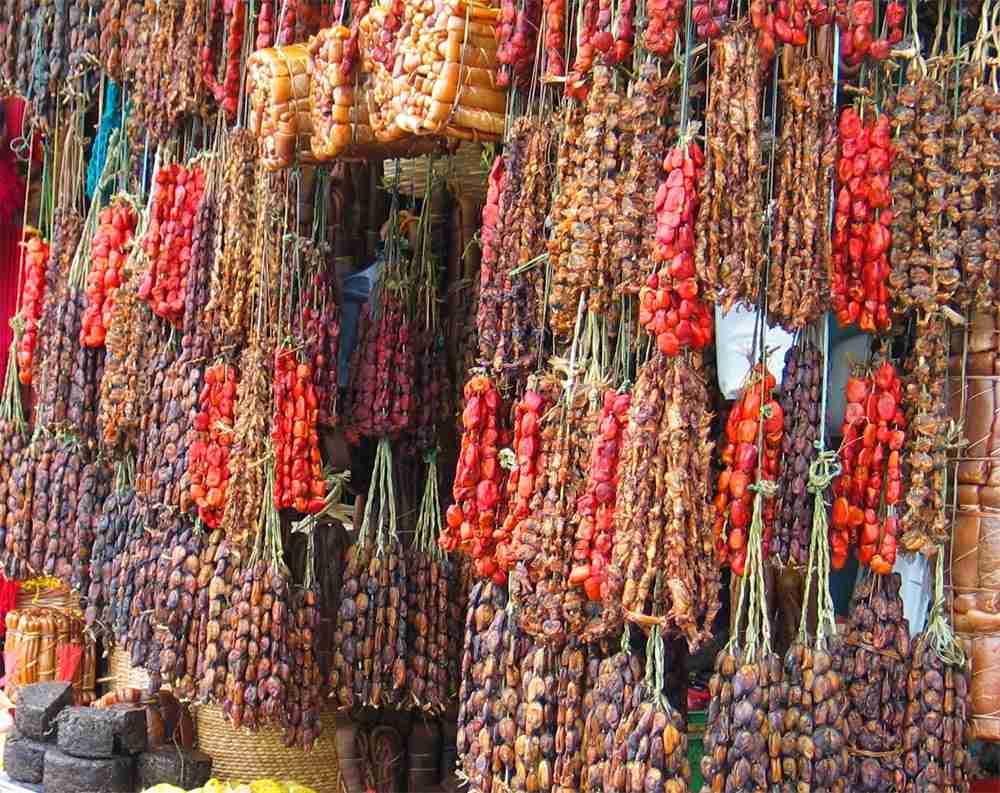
[382,142,489,201]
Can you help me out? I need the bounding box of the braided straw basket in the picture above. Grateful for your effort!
[108,645,154,691]
[383,142,488,201]
[109,649,340,790]
[195,704,341,793]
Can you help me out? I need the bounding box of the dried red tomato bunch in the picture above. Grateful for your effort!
[272,348,326,514]
[693,0,730,38]
[16,234,50,386]
[187,363,238,529]
[750,0,832,58]
[442,375,509,582]
[834,0,904,64]
[570,389,630,601]
[644,0,685,56]
[831,107,894,332]
[640,142,713,356]
[831,361,905,574]
[497,0,541,88]
[544,0,566,76]
[496,386,550,572]
[714,365,784,576]
[138,163,207,329]
[82,199,137,348]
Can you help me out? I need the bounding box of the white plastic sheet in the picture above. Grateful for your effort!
[714,305,795,399]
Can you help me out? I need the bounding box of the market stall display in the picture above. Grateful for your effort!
[0,0,995,789]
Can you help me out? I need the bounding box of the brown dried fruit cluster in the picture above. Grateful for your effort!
[208,131,259,352]
[607,354,719,649]
[455,580,510,793]
[330,505,409,710]
[33,211,84,433]
[767,54,836,331]
[842,572,911,791]
[67,458,113,603]
[484,117,550,382]
[219,558,293,732]
[100,273,167,459]
[114,504,170,666]
[617,63,672,295]
[547,69,619,338]
[0,419,29,571]
[887,75,962,316]
[200,543,244,702]
[83,484,135,629]
[405,463,453,712]
[220,344,270,549]
[582,647,644,790]
[613,675,691,793]
[701,648,783,792]
[902,633,972,792]
[780,641,850,792]
[39,440,90,580]
[950,77,1000,311]
[476,121,549,387]
[694,23,765,311]
[153,521,213,699]
[134,342,180,509]
[899,313,951,554]
[773,337,822,566]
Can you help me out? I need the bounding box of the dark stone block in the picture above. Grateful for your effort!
[136,747,213,790]
[56,705,148,758]
[43,747,134,793]
[3,734,48,783]
[14,682,73,741]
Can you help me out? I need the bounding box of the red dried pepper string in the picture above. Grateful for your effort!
[831,107,894,333]
[713,366,784,576]
[830,361,904,573]
[640,142,713,356]
[442,374,509,583]
[570,388,630,601]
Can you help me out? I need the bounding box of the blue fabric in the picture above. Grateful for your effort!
[86,81,124,201]
[338,252,383,386]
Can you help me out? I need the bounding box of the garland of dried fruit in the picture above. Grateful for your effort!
[899,312,954,554]
[441,374,509,582]
[831,106,894,332]
[0,345,30,573]
[779,448,851,793]
[606,353,719,648]
[767,52,836,331]
[772,336,822,567]
[701,460,783,793]
[330,438,408,709]
[902,552,971,793]
[840,572,911,791]
[405,455,452,712]
[513,371,600,642]
[694,22,765,311]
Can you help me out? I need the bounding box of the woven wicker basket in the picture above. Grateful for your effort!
[196,704,341,793]
[108,645,154,691]
[383,142,488,201]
